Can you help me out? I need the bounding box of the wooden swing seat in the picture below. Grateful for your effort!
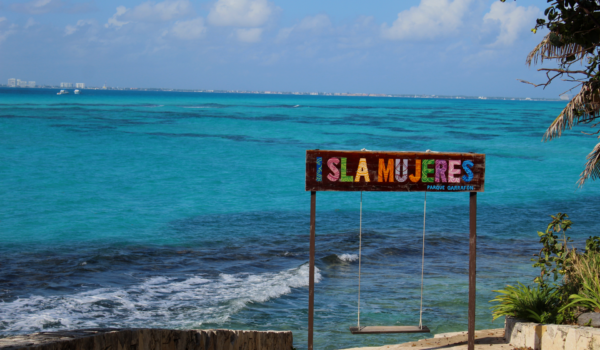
[349,326,430,334]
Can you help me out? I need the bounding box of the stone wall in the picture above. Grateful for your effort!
[505,317,600,350]
[0,328,293,350]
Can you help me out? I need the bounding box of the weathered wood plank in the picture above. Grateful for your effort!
[349,326,431,334]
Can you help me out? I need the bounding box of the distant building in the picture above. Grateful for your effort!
[560,94,570,101]
[16,79,22,87]
[28,81,35,88]
[60,82,73,88]
[75,83,85,89]
[19,80,27,88]
[7,78,16,87]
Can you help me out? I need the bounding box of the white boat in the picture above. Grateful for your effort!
[57,90,69,95]
[74,90,80,95]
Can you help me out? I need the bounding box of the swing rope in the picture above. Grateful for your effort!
[357,191,363,328]
[356,191,427,330]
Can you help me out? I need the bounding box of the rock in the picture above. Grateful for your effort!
[0,328,294,350]
[577,312,600,327]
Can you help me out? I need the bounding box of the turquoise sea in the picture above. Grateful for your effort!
[1,88,599,349]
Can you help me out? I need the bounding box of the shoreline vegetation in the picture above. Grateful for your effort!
[490,213,600,326]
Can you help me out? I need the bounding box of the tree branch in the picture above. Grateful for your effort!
[581,129,600,135]
[518,70,563,88]
[538,68,591,76]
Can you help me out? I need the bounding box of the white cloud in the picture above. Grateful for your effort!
[25,18,37,29]
[337,16,378,49]
[297,14,331,32]
[483,1,539,46]
[11,0,62,14]
[381,0,472,40]
[208,0,274,27]
[168,17,207,40]
[0,17,16,44]
[275,26,293,42]
[64,25,76,35]
[105,0,193,28]
[10,0,94,14]
[106,6,129,28]
[126,0,193,22]
[275,14,332,42]
[236,27,262,42]
[65,19,94,35]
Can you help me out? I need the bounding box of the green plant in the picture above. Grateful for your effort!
[491,213,599,324]
[585,236,600,254]
[532,213,574,287]
[490,282,561,323]
[491,213,580,324]
[560,251,600,313]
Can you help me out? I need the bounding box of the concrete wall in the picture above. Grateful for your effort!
[505,317,600,350]
[0,328,293,350]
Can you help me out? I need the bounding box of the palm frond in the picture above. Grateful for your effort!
[527,33,551,66]
[579,142,600,187]
[544,83,600,141]
[526,33,587,66]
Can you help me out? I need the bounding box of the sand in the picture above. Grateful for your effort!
[340,328,514,350]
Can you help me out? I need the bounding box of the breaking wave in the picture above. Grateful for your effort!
[0,264,321,335]
[338,254,359,262]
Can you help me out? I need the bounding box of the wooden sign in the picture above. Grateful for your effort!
[306,150,485,192]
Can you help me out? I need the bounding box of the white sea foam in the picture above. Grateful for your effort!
[0,264,321,334]
[182,106,211,108]
[338,254,358,262]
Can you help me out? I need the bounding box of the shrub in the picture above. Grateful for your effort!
[532,213,574,288]
[491,214,600,324]
[560,251,600,313]
[490,282,561,324]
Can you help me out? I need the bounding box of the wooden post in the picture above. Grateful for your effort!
[308,191,316,350]
[468,192,477,350]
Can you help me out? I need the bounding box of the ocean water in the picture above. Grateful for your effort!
[1,88,599,350]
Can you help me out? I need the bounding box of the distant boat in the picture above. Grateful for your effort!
[57,90,69,95]
[74,90,80,95]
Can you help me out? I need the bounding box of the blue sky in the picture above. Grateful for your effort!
[0,0,574,97]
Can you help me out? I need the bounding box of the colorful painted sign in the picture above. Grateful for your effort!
[306,150,485,192]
